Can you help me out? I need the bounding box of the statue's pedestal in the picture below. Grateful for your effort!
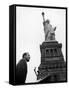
[37,41,66,82]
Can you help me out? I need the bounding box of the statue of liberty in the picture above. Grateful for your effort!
[42,12,56,41]
[34,12,66,83]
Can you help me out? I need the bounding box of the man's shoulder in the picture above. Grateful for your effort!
[16,59,27,69]
[19,59,26,64]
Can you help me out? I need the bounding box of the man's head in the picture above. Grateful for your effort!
[22,52,30,62]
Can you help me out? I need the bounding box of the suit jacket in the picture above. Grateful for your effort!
[16,59,27,84]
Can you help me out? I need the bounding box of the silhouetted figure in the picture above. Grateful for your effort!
[16,52,30,84]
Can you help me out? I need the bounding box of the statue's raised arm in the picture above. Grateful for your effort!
[42,12,45,22]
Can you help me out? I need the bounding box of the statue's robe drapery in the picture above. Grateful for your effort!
[44,23,55,41]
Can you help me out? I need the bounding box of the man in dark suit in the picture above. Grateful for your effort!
[16,52,30,84]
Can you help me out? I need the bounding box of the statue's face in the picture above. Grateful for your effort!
[45,22,49,25]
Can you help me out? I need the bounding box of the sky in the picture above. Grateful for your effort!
[16,6,66,83]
